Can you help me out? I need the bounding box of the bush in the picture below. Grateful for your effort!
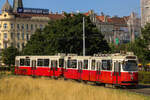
[138,71,150,84]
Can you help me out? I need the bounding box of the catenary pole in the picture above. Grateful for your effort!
[83,17,85,56]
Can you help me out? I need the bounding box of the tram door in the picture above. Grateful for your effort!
[78,61,83,81]
[51,60,58,77]
[15,60,19,75]
[31,60,36,76]
[96,61,101,82]
[113,61,121,85]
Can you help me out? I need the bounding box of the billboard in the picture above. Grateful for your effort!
[17,7,49,14]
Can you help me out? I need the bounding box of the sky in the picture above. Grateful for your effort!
[0,0,140,17]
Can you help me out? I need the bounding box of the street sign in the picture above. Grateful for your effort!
[17,7,49,15]
[115,38,119,45]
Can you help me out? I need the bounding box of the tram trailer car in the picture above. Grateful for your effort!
[15,54,65,77]
[15,53,138,87]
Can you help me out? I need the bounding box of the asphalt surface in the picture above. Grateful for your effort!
[126,84,150,96]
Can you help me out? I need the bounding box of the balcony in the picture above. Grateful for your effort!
[3,38,9,42]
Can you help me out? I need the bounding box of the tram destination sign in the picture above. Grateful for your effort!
[17,7,49,14]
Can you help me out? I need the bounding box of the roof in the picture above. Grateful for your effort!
[14,13,65,20]
[109,17,128,24]
[84,12,90,16]
[2,0,13,12]
[96,16,112,22]
[96,15,130,25]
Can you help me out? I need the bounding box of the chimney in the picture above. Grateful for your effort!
[71,12,74,17]
[49,10,53,14]
[62,11,65,16]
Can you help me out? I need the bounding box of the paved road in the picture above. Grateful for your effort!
[126,85,150,96]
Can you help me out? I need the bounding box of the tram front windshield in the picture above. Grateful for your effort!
[123,60,138,71]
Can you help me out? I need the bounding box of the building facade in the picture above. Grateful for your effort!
[0,0,64,51]
[127,12,141,42]
[141,0,150,27]
[86,10,141,44]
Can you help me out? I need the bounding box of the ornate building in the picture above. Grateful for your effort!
[0,0,64,51]
[141,0,150,27]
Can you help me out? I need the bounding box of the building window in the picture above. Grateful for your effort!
[4,33,7,39]
[11,43,13,46]
[11,33,14,39]
[11,24,14,29]
[35,24,37,29]
[17,33,20,40]
[26,33,29,41]
[26,24,28,30]
[31,24,33,30]
[22,24,24,30]
[22,43,24,49]
[17,24,20,29]
[40,24,43,30]
[3,23,7,29]
[17,43,20,49]
[0,33,1,40]
[22,33,24,40]
[0,44,1,49]
[4,42,7,49]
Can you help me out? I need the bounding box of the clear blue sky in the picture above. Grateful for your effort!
[0,0,140,17]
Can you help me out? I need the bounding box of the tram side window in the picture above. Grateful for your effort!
[83,60,88,69]
[19,59,30,66]
[26,59,30,66]
[51,60,57,68]
[59,59,64,68]
[37,59,43,66]
[67,60,77,69]
[91,60,96,70]
[102,60,112,71]
[37,59,49,67]
[44,59,49,67]
[20,59,25,66]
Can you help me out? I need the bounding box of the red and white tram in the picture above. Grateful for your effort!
[15,52,138,87]
[15,54,65,77]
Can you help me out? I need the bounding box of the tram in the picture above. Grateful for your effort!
[15,52,138,87]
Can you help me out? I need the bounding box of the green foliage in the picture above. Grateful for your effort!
[2,46,19,67]
[139,71,150,84]
[22,14,110,55]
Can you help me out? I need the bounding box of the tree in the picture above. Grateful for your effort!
[22,29,47,55]
[2,46,19,67]
[22,14,111,55]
